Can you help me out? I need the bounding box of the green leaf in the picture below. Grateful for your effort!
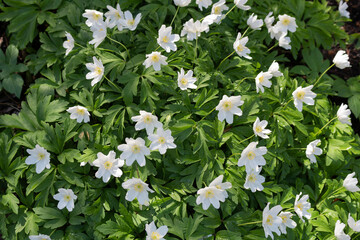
[2,74,24,97]
[1,192,19,214]
[33,207,67,229]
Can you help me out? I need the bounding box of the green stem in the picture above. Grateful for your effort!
[194,107,216,128]
[288,148,306,150]
[314,116,337,136]
[193,37,198,66]
[103,75,121,92]
[154,45,161,51]
[313,63,335,87]
[74,42,85,48]
[238,134,255,145]
[107,36,130,59]
[242,27,250,38]
[238,220,262,226]
[282,98,293,110]
[237,77,250,85]
[266,42,279,52]
[216,51,235,71]
[170,6,180,27]
[225,4,237,17]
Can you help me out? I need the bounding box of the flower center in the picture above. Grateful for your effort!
[131,145,141,153]
[266,215,274,225]
[104,161,113,170]
[76,108,85,115]
[134,183,144,192]
[143,115,152,123]
[214,6,221,15]
[180,78,188,85]
[151,232,161,240]
[151,54,160,62]
[162,36,169,43]
[38,153,45,160]
[115,12,121,19]
[248,173,256,183]
[205,189,215,198]
[282,18,290,26]
[222,100,233,111]
[247,151,256,160]
[216,185,221,189]
[63,195,71,202]
[258,76,264,83]
[281,215,288,223]
[296,90,305,100]
[128,19,135,26]
[158,137,166,144]
[237,44,244,52]
[95,66,103,75]
[296,203,303,211]
[93,13,101,21]
[255,126,262,133]
[42,238,47,240]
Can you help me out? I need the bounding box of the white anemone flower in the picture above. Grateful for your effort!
[276,14,297,33]
[306,139,322,163]
[234,0,251,10]
[122,178,154,206]
[265,12,274,29]
[279,33,291,50]
[233,32,251,59]
[255,71,273,93]
[292,85,316,112]
[63,32,74,56]
[294,192,311,222]
[117,137,150,167]
[216,95,244,124]
[92,151,124,183]
[196,0,212,11]
[105,4,124,29]
[177,68,197,90]
[196,186,225,210]
[86,56,104,86]
[334,220,351,240]
[210,0,229,24]
[209,175,232,199]
[337,103,352,125]
[148,128,177,154]
[131,110,162,135]
[244,168,265,192]
[343,172,360,192]
[82,10,103,27]
[89,16,108,49]
[262,202,282,240]
[279,212,297,234]
[339,0,350,18]
[181,19,209,41]
[268,61,283,77]
[174,0,191,7]
[67,106,90,123]
[253,117,271,139]
[143,51,168,71]
[333,50,351,69]
[119,11,141,31]
[53,188,77,212]
[29,234,51,240]
[348,214,360,232]
[247,13,263,30]
[25,144,51,174]
[157,25,180,52]
[145,221,168,240]
[238,142,267,172]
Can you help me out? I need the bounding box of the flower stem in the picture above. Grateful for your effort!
[314,116,337,136]
[193,37,198,66]
[107,36,130,59]
[238,134,255,144]
[282,98,293,110]
[238,220,262,226]
[225,4,237,17]
[317,186,345,207]
[237,77,250,85]
[199,107,216,122]
[216,51,235,71]
[103,75,122,92]
[74,42,85,48]
[266,42,279,52]
[170,6,180,27]
[313,63,335,87]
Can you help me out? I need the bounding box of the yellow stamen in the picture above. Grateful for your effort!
[115,12,121,19]
[282,18,290,26]
[255,126,262,133]
[296,203,303,211]
[93,13,101,21]
[222,100,233,111]
[128,19,135,26]
[76,108,85,115]
[281,215,288,223]
[237,44,244,52]
[151,232,161,240]
[266,215,273,225]
[134,183,143,192]
[95,66,102,75]
[296,90,305,100]
[38,153,45,160]
[162,36,169,43]
[63,195,71,202]
[248,173,256,182]
[151,54,160,62]
[158,137,166,144]
[104,161,113,170]
[247,151,256,160]
[131,145,141,153]
[144,116,152,123]
[258,76,264,83]
[214,6,221,15]
[180,78,188,85]
[205,189,214,198]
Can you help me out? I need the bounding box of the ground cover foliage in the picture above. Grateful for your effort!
[0,0,360,239]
